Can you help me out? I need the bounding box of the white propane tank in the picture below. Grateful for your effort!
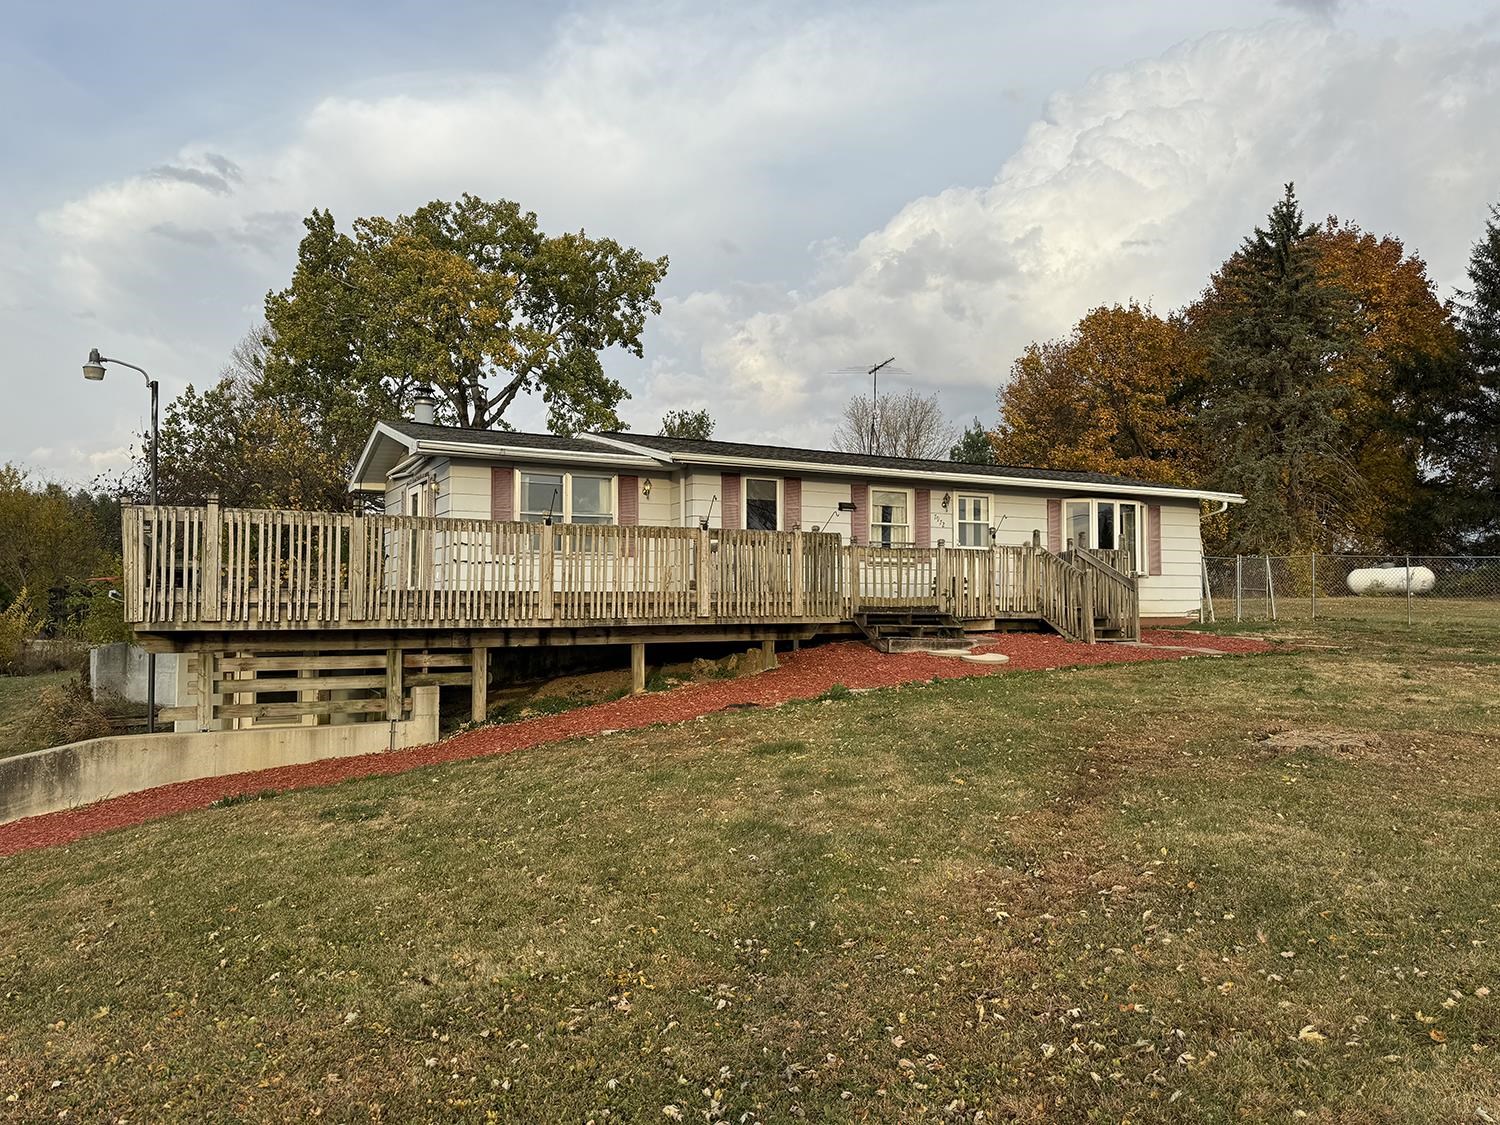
[1346,564,1437,595]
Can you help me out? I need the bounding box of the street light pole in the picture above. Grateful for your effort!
[83,349,160,731]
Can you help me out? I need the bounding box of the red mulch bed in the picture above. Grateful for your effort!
[0,630,1273,859]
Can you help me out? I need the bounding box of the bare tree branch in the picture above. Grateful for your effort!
[833,390,956,458]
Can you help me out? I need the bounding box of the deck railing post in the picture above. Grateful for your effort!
[539,523,555,621]
[201,495,222,622]
[349,517,368,622]
[696,528,711,617]
[849,544,863,617]
[791,529,805,617]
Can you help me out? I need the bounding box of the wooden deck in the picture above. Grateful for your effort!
[124,502,1136,638]
[122,503,1137,727]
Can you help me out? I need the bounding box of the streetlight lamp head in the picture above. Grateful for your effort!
[83,348,106,381]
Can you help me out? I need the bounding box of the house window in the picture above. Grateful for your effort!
[406,484,426,586]
[1063,498,1145,572]
[569,474,613,525]
[870,488,911,547]
[519,471,615,525]
[746,478,778,530]
[956,494,989,547]
[520,472,564,523]
[1064,500,1091,549]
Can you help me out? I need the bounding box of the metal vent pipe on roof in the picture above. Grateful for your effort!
[413,393,435,425]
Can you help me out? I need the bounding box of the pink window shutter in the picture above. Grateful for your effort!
[850,483,869,545]
[720,473,742,529]
[1147,504,1163,576]
[1046,498,1062,552]
[618,476,639,526]
[491,467,514,522]
[914,489,931,548]
[784,478,802,529]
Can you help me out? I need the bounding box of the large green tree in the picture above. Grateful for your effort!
[993,302,1203,485]
[262,196,669,451]
[134,323,352,510]
[0,465,115,625]
[1188,185,1368,552]
[1304,219,1464,551]
[1441,204,1500,550]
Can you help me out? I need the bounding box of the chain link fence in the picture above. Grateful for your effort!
[1202,555,1500,628]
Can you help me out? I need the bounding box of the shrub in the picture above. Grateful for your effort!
[0,593,41,674]
[30,674,114,746]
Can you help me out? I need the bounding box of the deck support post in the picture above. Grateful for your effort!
[385,646,403,720]
[630,642,647,694]
[470,645,488,723]
[195,650,215,731]
[761,639,778,670]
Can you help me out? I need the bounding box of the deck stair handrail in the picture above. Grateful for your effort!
[1068,547,1141,641]
[1033,549,1089,642]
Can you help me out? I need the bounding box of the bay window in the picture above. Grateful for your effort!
[518,471,616,525]
[1062,498,1145,572]
[870,489,911,547]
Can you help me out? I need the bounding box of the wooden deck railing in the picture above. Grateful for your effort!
[122,503,1131,637]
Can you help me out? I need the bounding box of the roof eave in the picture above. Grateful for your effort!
[655,449,1244,503]
[412,438,665,471]
[347,422,419,493]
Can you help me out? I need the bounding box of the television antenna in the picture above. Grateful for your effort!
[829,357,908,455]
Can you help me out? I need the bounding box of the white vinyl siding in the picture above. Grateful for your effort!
[1137,499,1203,619]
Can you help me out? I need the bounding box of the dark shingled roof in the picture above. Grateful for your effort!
[377,420,1216,494]
[597,431,1184,492]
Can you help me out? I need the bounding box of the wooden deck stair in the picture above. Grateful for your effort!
[853,610,975,654]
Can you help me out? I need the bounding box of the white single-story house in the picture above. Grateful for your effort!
[350,417,1242,623]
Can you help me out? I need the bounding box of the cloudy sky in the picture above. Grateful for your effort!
[5,0,1499,483]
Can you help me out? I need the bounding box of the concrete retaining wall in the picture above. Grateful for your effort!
[0,687,440,826]
[89,643,181,706]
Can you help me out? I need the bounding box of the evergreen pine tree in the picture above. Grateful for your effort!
[1196,184,1365,551]
[1446,205,1500,550]
[950,419,999,464]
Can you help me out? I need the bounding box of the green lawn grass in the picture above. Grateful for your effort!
[0,670,74,759]
[1,622,1498,1122]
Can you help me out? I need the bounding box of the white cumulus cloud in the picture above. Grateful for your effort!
[651,18,1500,446]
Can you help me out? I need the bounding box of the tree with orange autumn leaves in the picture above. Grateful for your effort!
[992,188,1472,552]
